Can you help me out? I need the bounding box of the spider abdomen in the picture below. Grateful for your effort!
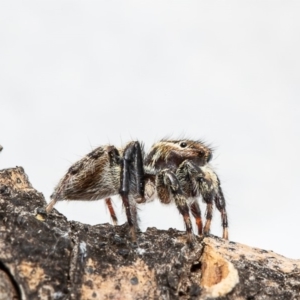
[50,145,121,202]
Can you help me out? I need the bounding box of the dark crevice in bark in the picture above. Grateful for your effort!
[0,260,22,300]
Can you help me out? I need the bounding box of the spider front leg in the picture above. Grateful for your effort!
[119,141,145,242]
[214,186,228,239]
[156,170,194,243]
[201,168,228,240]
[176,161,204,236]
[176,160,229,240]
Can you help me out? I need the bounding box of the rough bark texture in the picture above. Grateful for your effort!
[0,166,300,300]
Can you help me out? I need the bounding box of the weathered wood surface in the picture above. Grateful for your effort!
[0,166,300,299]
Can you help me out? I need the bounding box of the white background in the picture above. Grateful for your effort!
[1,1,300,258]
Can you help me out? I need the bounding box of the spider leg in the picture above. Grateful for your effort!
[201,169,228,240]
[176,160,228,239]
[105,197,118,225]
[134,141,145,202]
[156,172,172,204]
[214,184,228,239]
[190,200,203,236]
[104,147,121,225]
[176,160,204,236]
[156,169,194,243]
[203,196,213,236]
[119,141,145,242]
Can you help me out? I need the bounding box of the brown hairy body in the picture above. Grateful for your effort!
[46,139,228,243]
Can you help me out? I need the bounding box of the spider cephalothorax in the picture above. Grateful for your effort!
[145,139,212,171]
[144,139,228,240]
[46,139,228,242]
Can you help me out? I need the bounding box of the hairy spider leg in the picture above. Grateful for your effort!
[119,141,145,242]
[190,201,203,235]
[176,160,228,239]
[134,141,145,201]
[198,171,215,236]
[201,174,228,239]
[102,146,123,225]
[214,186,228,239]
[176,160,204,236]
[156,172,172,204]
[105,197,118,225]
[156,170,194,243]
[203,199,213,236]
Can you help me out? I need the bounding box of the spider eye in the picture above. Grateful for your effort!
[198,177,203,183]
[180,142,187,148]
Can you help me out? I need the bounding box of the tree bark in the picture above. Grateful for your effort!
[0,167,299,300]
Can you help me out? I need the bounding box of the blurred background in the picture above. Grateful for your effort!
[1,1,300,258]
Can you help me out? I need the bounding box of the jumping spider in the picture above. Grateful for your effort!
[46,139,228,242]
